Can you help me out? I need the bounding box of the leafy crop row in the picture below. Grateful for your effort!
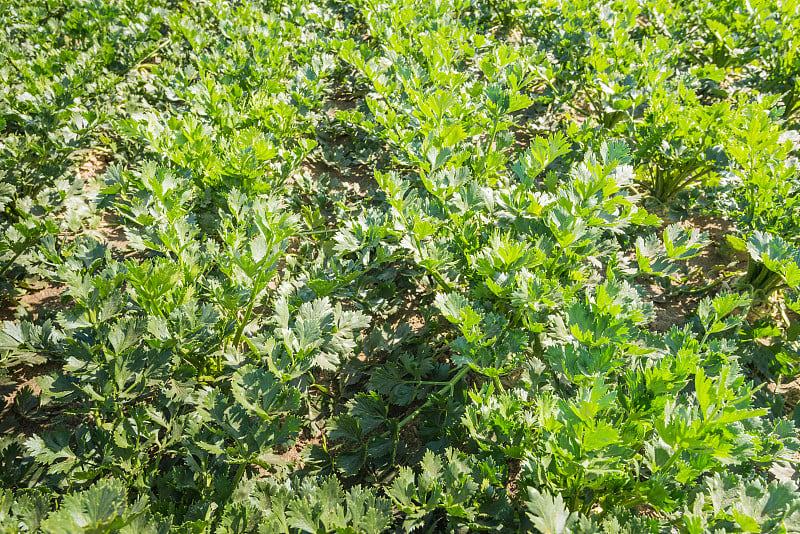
[1,0,799,532]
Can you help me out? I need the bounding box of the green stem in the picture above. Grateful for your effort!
[618,494,647,508]
[0,239,36,278]
[395,207,454,293]
[479,117,500,179]
[486,0,510,27]
[231,269,267,349]
[605,494,647,519]
[673,278,725,296]
[493,375,505,393]
[429,267,455,294]
[387,365,471,435]
[6,57,24,77]
[231,461,247,491]
[661,165,709,201]
[583,89,604,123]
[659,448,682,474]
[131,39,170,72]
[429,193,472,260]
[783,89,798,120]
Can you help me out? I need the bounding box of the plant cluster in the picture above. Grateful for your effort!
[1,0,800,532]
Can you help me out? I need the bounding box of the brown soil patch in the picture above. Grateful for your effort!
[323,97,358,120]
[314,95,380,195]
[509,95,565,154]
[261,431,327,477]
[251,433,324,478]
[340,163,378,194]
[94,212,129,253]
[1,362,61,413]
[78,149,110,188]
[306,158,377,196]
[635,503,661,519]
[769,378,800,416]
[279,433,323,469]
[280,442,305,467]
[650,295,701,332]
[0,282,68,323]
[511,123,534,154]
[405,314,425,334]
[78,149,128,254]
[383,279,431,334]
[389,305,426,334]
[646,214,749,332]
[506,457,521,499]
[679,215,748,282]
[398,417,423,463]
[0,149,113,320]
[0,301,19,322]
[20,283,67,321]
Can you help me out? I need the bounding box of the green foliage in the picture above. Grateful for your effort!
[1,0,799,532]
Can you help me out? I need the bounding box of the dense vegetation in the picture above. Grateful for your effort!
[1,0,800,531]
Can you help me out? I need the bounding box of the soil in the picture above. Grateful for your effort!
[304,158,378,197]
[272,431,326,475]
[769,378,800,415]
[0,149,120,320]
[316,96,380,195]
[405,314,425,334]
[0,298,18,321]
[679,215,747,281]
[634,504,661,519]
[78,149,110,188]
[388,298,427,335]
[323,97,358,120]
[2,362,60,404]
[398,417,424,464]
[0,276,68,323]
[505,457,522,498]
[20,283,67,321]
[1,362,62,435]
[647,214,749,332]
[80,150,129,254]
[94,212,130,253]
[650,293,699,332]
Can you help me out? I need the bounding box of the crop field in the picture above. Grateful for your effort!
[2,0,800,531]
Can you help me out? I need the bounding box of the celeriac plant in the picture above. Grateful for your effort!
[2,0,800,532]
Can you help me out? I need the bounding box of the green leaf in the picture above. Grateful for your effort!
[663,224,708,260]
[434,292,471,324]
[40,479,147,534]
[525,488,577,534]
